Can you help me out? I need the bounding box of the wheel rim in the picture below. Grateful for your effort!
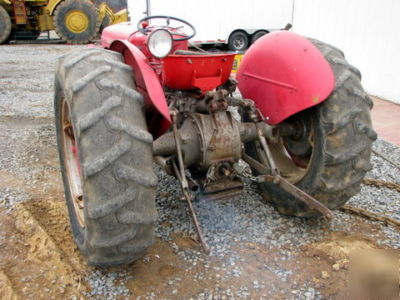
[61,98,85,227]
[268,114,314,184]
[65,10,89,34]
[233,37,245,49]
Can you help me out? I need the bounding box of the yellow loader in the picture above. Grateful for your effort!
[0,0,127,44]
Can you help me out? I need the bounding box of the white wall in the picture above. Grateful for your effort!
[128,0,292,41]
[292,0,400,103]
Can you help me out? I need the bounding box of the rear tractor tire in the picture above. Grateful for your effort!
[0,5,11,44]
[55,48,158,266]
[243,38,377,217]
[53,0,100,44]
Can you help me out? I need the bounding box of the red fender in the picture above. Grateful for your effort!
[110,40,171,136]
[101,22,135,48]
[237,31,335,125]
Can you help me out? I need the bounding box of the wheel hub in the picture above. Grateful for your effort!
[65,10,89,33]
[61,98,85,227]
[234,37,245,49]
[269,114,314,183]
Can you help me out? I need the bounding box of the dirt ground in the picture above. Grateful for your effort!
[0,44,399,300]
[0,199,387,299]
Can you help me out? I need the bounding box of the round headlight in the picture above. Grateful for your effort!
[148,29,173,58]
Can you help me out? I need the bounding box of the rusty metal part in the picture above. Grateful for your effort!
[169,112,210,253]
[153,117,200,161]
[154,155,173,175]
[250,103,314,184]
[256,123,279,176]
[200,187,243,201]
[171,111,188,189]
[200,160,243,200]
[258,174,334,219]
[154,111,243,171]
[187,176,200,192]
[217,78,237,96]
[242,153,270,174]
[241,116,333,219]
[193,112,241,170]
[153,120,277,170]
[61,98,84,227]
[171,160,210,253]
[154,90,277,169]
[241,153,333,219]
[166,89,230,115]
[239,122,279,144]
[205,89,229,112]
[277,123,298,137]
[226,96,255,108]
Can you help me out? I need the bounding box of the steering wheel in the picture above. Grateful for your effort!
[137,15,196,41]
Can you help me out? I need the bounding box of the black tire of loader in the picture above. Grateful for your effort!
[99,14,111,34]
[244,38,377,217]
[55,48,158,266]
[53,0,100,44]
[0,5,12,44]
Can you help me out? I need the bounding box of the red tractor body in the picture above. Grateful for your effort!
[237,31,335,125]
[54,16,375,266]
[103,21,239,135]
[102,21,335,132]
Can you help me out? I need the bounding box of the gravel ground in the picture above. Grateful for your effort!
[153,139,400,258]
[0,44,399,299]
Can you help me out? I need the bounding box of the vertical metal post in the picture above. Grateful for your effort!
[145,0,151,17]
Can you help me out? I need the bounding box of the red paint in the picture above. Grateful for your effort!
[101,22,135,48]
[71,144,81,175]
[102,23,189,59]
[162,54,235,92]
[237,31,335,125]
[101,23,235,136]
[110,40,171,135]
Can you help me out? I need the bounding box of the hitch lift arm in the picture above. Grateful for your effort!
[242,152,334,220]
[171,111,210,253]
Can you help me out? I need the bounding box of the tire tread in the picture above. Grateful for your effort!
[253,38,376,217]
[55,48,156,266]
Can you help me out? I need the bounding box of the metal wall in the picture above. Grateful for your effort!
[292,0,400,103]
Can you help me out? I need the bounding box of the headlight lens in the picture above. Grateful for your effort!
[148,29,173,58]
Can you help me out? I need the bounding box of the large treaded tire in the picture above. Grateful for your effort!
[247,38,377,217]
[53,0,100,44]
[55,48,158,266]
[0,5,11,44]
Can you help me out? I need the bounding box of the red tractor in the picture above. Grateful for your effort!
[54,16,376,266]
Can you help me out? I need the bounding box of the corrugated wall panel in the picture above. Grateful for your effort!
[293,0,400,103]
